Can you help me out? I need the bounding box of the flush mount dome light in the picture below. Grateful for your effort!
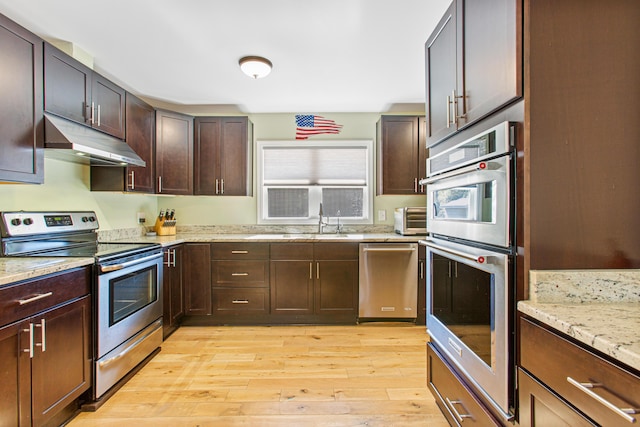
[239,56,272,79]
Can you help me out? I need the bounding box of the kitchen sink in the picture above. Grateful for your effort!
[246,234,312,239]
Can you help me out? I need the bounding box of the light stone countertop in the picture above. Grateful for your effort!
[0,257,94,287]
[518,270,640,372]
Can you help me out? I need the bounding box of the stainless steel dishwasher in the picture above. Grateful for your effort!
[358,243,418,320]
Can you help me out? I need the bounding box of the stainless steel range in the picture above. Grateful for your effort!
[0,211,163,401]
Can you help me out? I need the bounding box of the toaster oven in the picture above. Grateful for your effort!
[394,207,427,235]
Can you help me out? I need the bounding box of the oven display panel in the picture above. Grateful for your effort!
[45,215,73,227]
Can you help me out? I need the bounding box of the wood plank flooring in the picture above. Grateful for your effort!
[69,323,449,426]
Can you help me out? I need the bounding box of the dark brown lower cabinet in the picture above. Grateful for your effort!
[0,267,91,427]
[518,368,595,427]
[162,244,184,338]
[183,243,211,316]
[427,343,500,426]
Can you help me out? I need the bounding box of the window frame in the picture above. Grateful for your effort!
[257,139,374,225]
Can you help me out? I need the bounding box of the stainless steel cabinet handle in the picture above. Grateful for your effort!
[90,102,95,124]
[97,104,101,127]
[231,250,249,254]
[221,179,224,195]
[34,319,46,352]
[309,262,313,279]
[23,324,34,358]
[231,273,249,276]
[414,177,418,193]
[215,179,219,194]
[567,377,638,423]
[164,249,176,267]
[445,397,472,423]
[158,176,163,193]
[232,300,249,304]
[419,260,424,280]
[129,171,135,190]
[446,95,452,129]
[18,292,53,305]
[316,262,320,280]
[170,249,176,267]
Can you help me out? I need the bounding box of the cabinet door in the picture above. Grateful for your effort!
[377,116,420,195]
[194,117,220,195]
[219,117,250,196]
[314,260,358,315]
[44,42,91,126]
[155,110,193,195]
[518,368,596,427]
[0,320,31,427]
[425,0,459,147]
[461,0,521,126]
[163,244,184,338]
[270,260,314,315]
[0,15,44,184]
[417,117,428,193]
[183,243,211,316]
[416,244,426,325]
[92,74,125,139]
[125,93,155,192]
[31,296,91,427]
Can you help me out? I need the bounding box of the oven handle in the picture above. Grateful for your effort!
[99,253,162,273]
[419,240,489,264]
[423,158,505,184]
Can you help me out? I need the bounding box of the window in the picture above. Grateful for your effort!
[257,140,373,224]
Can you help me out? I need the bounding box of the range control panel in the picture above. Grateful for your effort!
[0,211,99,237]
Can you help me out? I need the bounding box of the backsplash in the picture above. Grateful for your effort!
[529,270,640,303]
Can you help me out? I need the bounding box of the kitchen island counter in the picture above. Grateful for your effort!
[518,269,640,372]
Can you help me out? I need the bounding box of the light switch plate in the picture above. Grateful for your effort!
[377,210,386,221]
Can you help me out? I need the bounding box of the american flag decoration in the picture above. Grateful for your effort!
[295,115,343,140]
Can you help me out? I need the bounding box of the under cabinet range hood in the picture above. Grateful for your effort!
[44,113,146,167]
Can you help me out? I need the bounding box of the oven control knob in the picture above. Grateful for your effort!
[81,216,89,222]
[23,218,33,226]
[10,218,21,226]
[89,216,96,222]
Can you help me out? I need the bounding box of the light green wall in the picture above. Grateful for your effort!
[0,110,425,229]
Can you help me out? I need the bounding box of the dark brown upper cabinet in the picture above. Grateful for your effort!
[194,116,253,196]
[0,13,44,184]
[155,109,193,195]
[90,93,156,192]
[425,0,521,147]
[44,42,125,140]
[376,115,427,195]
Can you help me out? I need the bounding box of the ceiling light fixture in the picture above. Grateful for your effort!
[239,56,272,79]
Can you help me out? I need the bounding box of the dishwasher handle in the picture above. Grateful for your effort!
[362,246,416,252]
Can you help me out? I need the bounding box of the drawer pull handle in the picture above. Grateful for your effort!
[231,250,249,254]
[18,292,53,305]
[232,300,249,304]
[567,377,638,423]
[445,398,472,423]
[231,273,249,276]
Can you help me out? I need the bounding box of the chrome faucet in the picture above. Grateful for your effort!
[318,203,328,234]
[336,210,343,234]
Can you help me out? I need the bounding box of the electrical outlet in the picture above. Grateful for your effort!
[377,210,386,221]
[137,212,146,224]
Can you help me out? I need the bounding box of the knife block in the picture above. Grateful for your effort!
[154,218,177,235]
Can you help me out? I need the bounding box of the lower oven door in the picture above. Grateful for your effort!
[96,251,163,359]
[423,237,512,420]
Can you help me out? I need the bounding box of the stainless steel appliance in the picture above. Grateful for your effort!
[0,211,163,401]
[394,207,427,235]
[358,243,418,320]
[421,121,516,422]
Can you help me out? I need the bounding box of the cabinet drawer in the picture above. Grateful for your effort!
[212,288,268,313]
[427,343,500,426]
[211,243,269,260]
[270,243,313,260]
[520,316,640,426]
[212,260,268,286]
[0,267,91,327]
[314,242,359,260]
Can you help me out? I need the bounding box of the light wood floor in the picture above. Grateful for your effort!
[69,323,449,427]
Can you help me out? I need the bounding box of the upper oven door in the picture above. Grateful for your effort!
[96,251,163,358]
[426,153,512,248]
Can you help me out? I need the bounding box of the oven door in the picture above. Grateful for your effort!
[96,251,163,359]
[426,153,512,248]
[423,237,512,419]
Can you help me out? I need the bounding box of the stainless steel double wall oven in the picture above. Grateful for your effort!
[421,121,517,422]
[0,211,163,401]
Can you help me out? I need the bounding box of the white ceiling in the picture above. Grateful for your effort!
[0,0,451,113]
